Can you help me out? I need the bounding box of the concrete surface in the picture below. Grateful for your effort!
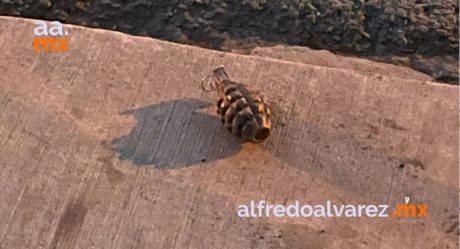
[247,45,433,81]
[0,17,458,249]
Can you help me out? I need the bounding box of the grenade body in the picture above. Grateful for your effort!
[210,67,272,143]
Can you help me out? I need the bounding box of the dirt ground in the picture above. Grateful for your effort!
[0,0,458,83]
[0,17,458,249]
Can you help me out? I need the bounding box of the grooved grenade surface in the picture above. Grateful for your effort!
[206,67,272,143]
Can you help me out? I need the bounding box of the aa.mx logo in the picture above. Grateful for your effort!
[391,196,429,218]
[33,21,70,53]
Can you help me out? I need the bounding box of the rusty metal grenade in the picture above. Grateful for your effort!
[201,67,272,143]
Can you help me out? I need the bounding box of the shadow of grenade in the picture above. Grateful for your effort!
[201,67,272,143]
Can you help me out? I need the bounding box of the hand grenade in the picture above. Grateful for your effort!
[201,67,272,143]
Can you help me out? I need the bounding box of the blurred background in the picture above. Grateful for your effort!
[1,0,458,83]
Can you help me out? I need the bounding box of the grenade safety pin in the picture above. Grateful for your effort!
[201,67,272,143]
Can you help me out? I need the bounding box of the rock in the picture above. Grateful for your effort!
[34,0,51,9]
[202,11,215,19]
[287,7,299,18]
[0,0,14,12]
[111,2,121,8]
[410,55,459,83]
[215,7,225,14]
[177,3,187,9]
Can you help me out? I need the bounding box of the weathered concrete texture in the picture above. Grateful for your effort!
[247,45,433,81]
[0,17,458,249]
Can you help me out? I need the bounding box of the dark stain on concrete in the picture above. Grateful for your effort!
[49,200,88,249]
[383,118,408,131]
[399,158,425,170]
[70,107,85,120]
[97,155,124,184]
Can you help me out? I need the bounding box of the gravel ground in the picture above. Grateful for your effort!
[1,0,458,83]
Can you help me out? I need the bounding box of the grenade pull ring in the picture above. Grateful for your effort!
[200,75,216,92]
[200,67,229,92]
[200,66,272,143]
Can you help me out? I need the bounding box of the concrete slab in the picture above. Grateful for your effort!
[248,45,433,81]
[0,17,458,249]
